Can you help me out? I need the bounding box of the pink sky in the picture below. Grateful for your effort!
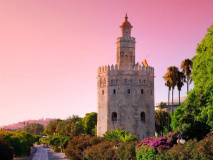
[0,0,213,126]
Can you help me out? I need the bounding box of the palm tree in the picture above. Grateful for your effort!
[176,71,185,105]
[155,102,169,136]
[163,73,172,131]
[166,66,179,115]
[181,59,193,92]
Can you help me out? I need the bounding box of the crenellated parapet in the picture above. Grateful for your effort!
[97,64,154,75]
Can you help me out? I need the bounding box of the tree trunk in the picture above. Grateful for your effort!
[172,88,174,115]
[187,76,189,92]
[168,88,170,131]
[179,90,180,106]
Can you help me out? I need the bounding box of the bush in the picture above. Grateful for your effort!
[0,130,36,157]
[85,141,116,160]
[158,133,213,160]
[116,141,137,160]
[0,136,14,160]
[136,132,178,160]
[64,135,103,160]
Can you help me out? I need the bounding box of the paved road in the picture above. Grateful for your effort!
[32,145,68,160]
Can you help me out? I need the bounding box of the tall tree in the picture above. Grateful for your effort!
[165,66,179,115]
[176,71,185,105]
[181,59,193,92]
[155,102,169,136]
[172,25,213,140]
[163,74,172,131]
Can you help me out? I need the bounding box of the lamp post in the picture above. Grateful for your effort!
[83,141,87,160]
[177,126,185,144]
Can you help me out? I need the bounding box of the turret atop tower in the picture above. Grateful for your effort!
[117,14,135,67]
[120,14,133,38]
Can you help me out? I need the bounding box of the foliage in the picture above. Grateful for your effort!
[44,115,84,136]
[116,141,137,160]
[45,134,70,148]
[82,112,97,136]
[155,102,170,136]
[85,141,116,160]
[44,119,62,135]
[158,133,213,160]
[180,58,193,92]
[172,25,213,140]
[0,136,14,160]
[23,123,44,135]
[136,132,178,160]
[103,129,137,143]
[64,135,103,160]
[0,130,37,157]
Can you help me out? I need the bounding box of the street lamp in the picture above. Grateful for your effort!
[177,126,185,144]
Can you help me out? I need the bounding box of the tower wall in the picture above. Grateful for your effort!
[97,64,155,139]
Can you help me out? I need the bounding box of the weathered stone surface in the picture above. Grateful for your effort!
[97,15,155,140]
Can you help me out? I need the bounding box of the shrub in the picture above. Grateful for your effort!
[136,132,178,160]
[0,130,36,157]
[0,136,14,160]
[85,141,116,160]
[116,141,137,160]
[158,133,213,160]
[64,135,103,160]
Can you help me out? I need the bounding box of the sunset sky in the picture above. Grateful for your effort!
[0,0,213,126]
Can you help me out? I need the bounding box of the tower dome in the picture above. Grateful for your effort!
[120,14,133,38]
[121,14,132,26]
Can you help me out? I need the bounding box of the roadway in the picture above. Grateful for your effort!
[32,145,68,160]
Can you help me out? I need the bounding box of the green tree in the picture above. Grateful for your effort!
[172,25,213,140]
[103,129,137,143]
[44,119,62,135]
[176,71,185,105]
[23,123,44,135]
[181,59,193,92]
[82,112,97,136]
[155,102,169,136]
[164,66,179,115]
[0,136,14,160]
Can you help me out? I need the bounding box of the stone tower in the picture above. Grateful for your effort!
[97,15,155,139]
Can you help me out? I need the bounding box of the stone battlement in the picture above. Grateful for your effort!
[98,64,154,74]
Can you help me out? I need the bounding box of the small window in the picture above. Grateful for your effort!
[112,112,117,121]
[141,89,144,94]
[111,80,113,84]
[144,80,146,84]
[113,89,116,94]
[127,89,131,94]
[130,79,133,83]
[141,112,145,122]
[139,79,141,84]
[116,79,118,84]
[102,90,104,95]
[124,79,127,83]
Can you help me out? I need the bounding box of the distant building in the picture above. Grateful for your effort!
[97,15,155,139]
[155,96,186,113]
[1,118,53,130]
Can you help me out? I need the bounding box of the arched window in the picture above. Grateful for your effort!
[130,79,133,83]
[127,89,131,94]
[144,80,146,84]
[102,90,104,95]
[112,112,117,121]
[113,89,116,94]
[139,79,141,84]
[141,112,145,122]
[141,89,144,94]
